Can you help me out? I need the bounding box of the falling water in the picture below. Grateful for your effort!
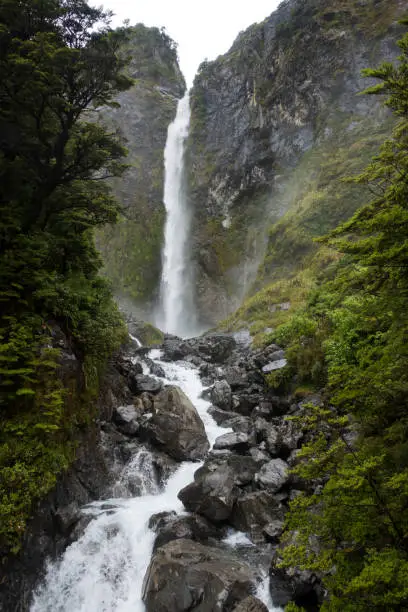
[158,94,196,337]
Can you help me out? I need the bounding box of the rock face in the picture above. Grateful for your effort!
[96,25,185,312]
[141,386,209,460]
[185,0,403,324]
[142,538,256,612]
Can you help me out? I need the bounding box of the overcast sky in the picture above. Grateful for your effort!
[101,0,282,85]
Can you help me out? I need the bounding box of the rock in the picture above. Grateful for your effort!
[217,365,248,389]
[148,511,177,531]
[262,520,284,543]
[194,333,236,363]
[162,334,191,361]
[256,459,290,492]
[213,432,250,452]
[211,379,232,409]
[116,356,143,378]
[232,596,269,612]
[54,502,80,536]
[142,538,255,612]
[262,359,287,374]
[208,406,240,425]
[278,420,303,456]
[231,491,286,535]
[128,373,163,395]
[152,513,223,551]
[141,386,209,461]
[145,358,166,378]
[269,556,322,609]
[249,447,271,465]
[113,404,140,436]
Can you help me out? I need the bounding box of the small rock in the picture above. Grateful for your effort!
[211,379,232,409]
[256,459,290,492]
[262,359,287,374]
[113,405,140,436]
[262,520,284,543]
[214,432,250,452]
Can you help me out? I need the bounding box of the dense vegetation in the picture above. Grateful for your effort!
[273,24,408,610]
[0,0,131,554]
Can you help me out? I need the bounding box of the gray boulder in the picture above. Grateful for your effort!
[150,512,223,551]
[128,374,163,395]
[211,379,232,409]
[141,386,209,461]
[142,538,255,612]
[113,404,140,436]
[232,596,269,612]
[231,490,286,536]
[213,432,250,452]
[256,459,290,492]
[262,520,284,543]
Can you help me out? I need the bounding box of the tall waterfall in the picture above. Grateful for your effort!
[158,93,196,337]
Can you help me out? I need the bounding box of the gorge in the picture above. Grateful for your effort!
[1,0,408,611]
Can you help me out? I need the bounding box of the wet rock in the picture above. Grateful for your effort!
[143,538,255,612]
[231,491,286,535]
[113,404,140,436]
[217,365,248,390]
[54,502,81,536]
[148,511,177,531]
[152,513,223,551]
[211,379,232,409]
[128,374,163,395]
[232,596,269,612]
[162,334,191,361]
[256,459,290,492]
[117,356,143,378]
[208,406,239,425]
[214,432,250,452]
[141,386,209,461]
[145,358,166,378]
[193,333,236,363]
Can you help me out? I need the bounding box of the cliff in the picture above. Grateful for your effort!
[186,0,404,327]
[96,25,186,312]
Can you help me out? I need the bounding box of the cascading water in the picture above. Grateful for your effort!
[157,94,197,338]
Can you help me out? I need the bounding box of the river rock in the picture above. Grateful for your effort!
[232,596,269,612]
[213,432,250,452]
[152,513,223,551]
[256,459,290,492]
[262,359,287,374]
[142,538,255,612]
[231,490,286,535]
[113,404,140,436]
[217,365,248,389]
[211,379,232,409]
[269,556,322,609]
[262,520,284,543]
[193,333,236,363]
[128,374,163,395]
[140,386,209,461]
[208,406,239,425]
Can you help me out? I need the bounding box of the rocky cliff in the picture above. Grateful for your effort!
[96,25,185,313]
[186,0,404,327]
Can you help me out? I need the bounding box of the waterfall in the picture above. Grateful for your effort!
[157,93,196,338]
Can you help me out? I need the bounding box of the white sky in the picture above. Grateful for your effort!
[102,0,282,85]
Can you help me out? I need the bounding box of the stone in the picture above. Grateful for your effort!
[128,373,163,395]
[213,432,250,452]
[232,596,269,612]
[113,404,140,436]
[142,538,255,612]
[262,359,287,374]
[262,520,284,543]
[152,513,223,551]
[269,555,322,609]
[211,379,232,409]
[194,333,236,363]
[231,490,286,534]
[256,459,290,492]
[140,386,209,461]
[217,365,248,389]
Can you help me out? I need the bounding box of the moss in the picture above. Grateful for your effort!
[137,322,164,346]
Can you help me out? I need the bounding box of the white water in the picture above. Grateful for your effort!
[31,353,280,612]
[158,94,197,338]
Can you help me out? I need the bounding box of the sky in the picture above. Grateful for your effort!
[100,0,282,85]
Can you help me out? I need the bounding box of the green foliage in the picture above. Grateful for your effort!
[0,0,130,553]
[278,24,408,610]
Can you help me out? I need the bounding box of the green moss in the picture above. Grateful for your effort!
[136,321,164,346]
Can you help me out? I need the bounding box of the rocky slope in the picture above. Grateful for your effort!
[186,0,404,326]
[96,25,185,313]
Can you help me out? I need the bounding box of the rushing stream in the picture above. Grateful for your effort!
[30,350,279,612]
[157,94,197,338]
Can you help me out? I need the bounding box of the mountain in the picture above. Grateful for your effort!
[185,0,404,331]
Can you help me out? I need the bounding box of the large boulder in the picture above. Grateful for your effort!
[113,404,140,436]
[256,459,290,492]
[142,538,255,612]
[211,380,232,409]
[189,333,237,363]
[231,491,286,536]
[232,596,269,612]
[213,432,250,453]
[269,556,322,610]
[150,512,223,551]
[178,455,257,522]
[140,386,209,461]
[128,373,163,395]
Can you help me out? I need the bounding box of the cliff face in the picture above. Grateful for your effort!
[96,25,185,313]
[186,0,404,326]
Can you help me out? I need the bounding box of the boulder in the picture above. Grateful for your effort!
[128,373,163,395]
[208,406,240,425]
[262,359,287,374]
[113,404,140,436]
[211,379,232,409]
[269,557,322,609]
[151,513,223,551]
[141,386,209,461]
[262,520,284,543]
[232,596,269,612]
[213,432,250,452]
[217,365,248,389]
[231,491,286,535]
[194,333,236,363]
[142,538,255,612]
[256,459,290,492]
[162,334,192,361]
